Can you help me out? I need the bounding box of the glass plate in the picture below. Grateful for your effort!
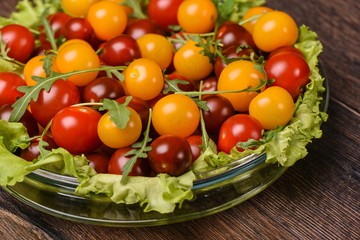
[2,70,329,227]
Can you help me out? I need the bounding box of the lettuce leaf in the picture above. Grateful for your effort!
[0,0,61,29]
[76,171,196,214]
[229,0,266,22]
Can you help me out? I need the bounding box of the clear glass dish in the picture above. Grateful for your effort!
[2,70,329,227]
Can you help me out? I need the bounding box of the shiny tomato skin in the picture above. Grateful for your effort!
[20,136,58,162]
[202,95,235,135]
[125,18,162,40]
[82,77,125,103]
[30,79,81,127]
[0,72,26,107]
[242,6,273,34]
[148,135,192,176]
[265,52,310,99]
[185,135,203,162]
[51,106,102,155]
[0,104,39,137]
[86,152,109,173]
[61,0,99,17]
[147,0,183,31]
[101,35,141,66]
[108,147,150,177]
[0,24,35,63]
[218,114,263,154]
[216,21,257,50]
[64,17,93,41]
[116,96,150,131]
[268,46,304,59]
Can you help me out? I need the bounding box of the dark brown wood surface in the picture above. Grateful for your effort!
[1,0,359,239]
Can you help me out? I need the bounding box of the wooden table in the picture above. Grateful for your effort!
[1,0,359,239]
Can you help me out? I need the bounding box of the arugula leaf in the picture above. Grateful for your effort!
[163,78,190,94]
[190,35,215,64]
[121,0,147,19]
[39,8,57,51]
[99,98,132,130]
[105,69,125,82]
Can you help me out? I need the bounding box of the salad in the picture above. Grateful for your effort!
[0,0,328,214]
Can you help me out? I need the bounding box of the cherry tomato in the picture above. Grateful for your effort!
[24,55,58,86]
[216,21,257,50]
[265,52,310,99]
[107,0,133,15]
[116,96,150,131]
[97,107,142,149]
[249,86,294,130]
[30,79,81,127]
[101,35,141,66]
[56,41,100,86]
[217,60,266,112]
[87,1,127,41]
[214,45,257,79]
[165,72,195,92]
[253,11,298,52]
[64,17,93,41]
[218,114,263,154]
[137,33,173,70]
[0,72,26,107]
[0,24,35,63]
[202,95,235,134]
[242,6,273,34]
[125,18,161,40]
[173,39,213,82]
[195,75,217,93]
[86,152,109,173]
[147,0,183,31]
[58,38,93,52]
[185,135,203,162]
[148,135,192,176]
[61,0,99,17]
[268,46,304,59]
[51,106,102,154]
[124,58,164,101]
[46,13,72,39]
[177,0,217,33]
[82,77,125,103]
[152,94,200,138]
[0,104,39,137]
[20,136,58,162]
[108,147,150,176]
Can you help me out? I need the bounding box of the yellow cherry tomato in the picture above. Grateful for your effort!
[56,42,100,86]
[177,0,217,33]
[61,0,99,17]
[217,60,266,112]
[136,33,173,70]
[173,39,213,82]
[242,6,273,34]
[152,94,200,138]
[24,56,58,86]
[86,1,127,41]
[124,58,164,101]
[58,39,93,52]
[249,86,294,130]
[253,11,298,52]
[97,107,142,148]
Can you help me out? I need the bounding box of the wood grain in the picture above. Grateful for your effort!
[0,0,359,239]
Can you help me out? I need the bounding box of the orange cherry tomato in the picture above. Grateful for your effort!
[107,0,133,15]
[58,39,93,52]
[253,11,298,52]
[152,94,200,138]
[249,86,294,130]
[217,60,266,112]
[177,0,218,33]
[24,55,59,86]
[242,6,273,34]
[56,41,100,86]
[136,33,173,70]
[86,1,127,41]
[61,0,99,17]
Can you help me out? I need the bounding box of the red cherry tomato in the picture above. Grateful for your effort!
[265,52,310,99]
[86,152,109,173]
[147,0,184,31]
[218,114,263,154]
[82,77,125,103]
[51,106,102,155]
[165,72,195,92]
[125,18,162,40]
[101,35,141,66]
[216,21,257,50]
[30,79,81,127]
[185,135,203,162]
[0,24,35,63]
[148,135,192,176]
[0,72,26,107]
[64,17,93,41]
[268,46,304,59]
[108,147,151,177]
[20,136,58,162]
[0,104,39,137]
